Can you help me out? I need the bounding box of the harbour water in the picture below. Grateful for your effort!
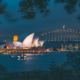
[0,0,80,76]
[0,42,79,72]
[0,34,79,72]
[0,51,67,72]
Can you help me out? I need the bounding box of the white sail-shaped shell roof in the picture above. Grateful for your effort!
[12,33,45,48]
[17,44,27,48]
[13,41,22,47]
[38,41,45,47]
[6,39,14,49]
[0,44,5,48]
[33,38,39,47]
[23,33,34,48]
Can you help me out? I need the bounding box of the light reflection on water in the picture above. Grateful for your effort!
[0,52,67,72]
[0,42,79,72]
[25,54,42,55]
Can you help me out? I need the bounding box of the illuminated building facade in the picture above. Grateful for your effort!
[5,40,11,49]
[13,33,45,48]
[0,33,45,49]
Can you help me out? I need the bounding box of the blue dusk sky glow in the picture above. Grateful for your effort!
[0,0,80,41]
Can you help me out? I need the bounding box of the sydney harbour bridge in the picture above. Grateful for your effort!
[35,28,80,42]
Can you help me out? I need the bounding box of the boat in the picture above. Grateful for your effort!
[12,54,26,60]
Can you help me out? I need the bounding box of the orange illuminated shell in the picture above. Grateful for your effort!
[13,35,18,41]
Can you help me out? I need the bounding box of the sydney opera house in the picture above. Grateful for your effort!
[0,33,45,49]
[13,33,45,49]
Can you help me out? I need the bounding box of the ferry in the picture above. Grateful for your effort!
[12,54,26,60]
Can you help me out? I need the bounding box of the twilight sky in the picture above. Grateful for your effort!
[0,0,80,41]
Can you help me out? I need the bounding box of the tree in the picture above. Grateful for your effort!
[0,65,8,74]
[49,58,56,70]
[19,0,50,20]
[63,51,80,74]
[48,58,56,74]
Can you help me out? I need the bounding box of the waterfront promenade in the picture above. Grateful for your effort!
[0,48,54,54]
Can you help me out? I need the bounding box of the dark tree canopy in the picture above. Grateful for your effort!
[19,0,50,20]
[63,52,80,74]
[0,65,8,74]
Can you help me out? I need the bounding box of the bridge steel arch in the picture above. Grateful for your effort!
[35,28,80,42]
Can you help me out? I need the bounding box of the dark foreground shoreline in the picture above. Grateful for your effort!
[0,65,80,80]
